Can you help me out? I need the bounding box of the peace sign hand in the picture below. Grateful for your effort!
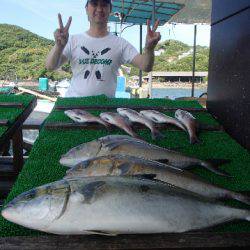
[54,13,72,49]
[145,19,161,51]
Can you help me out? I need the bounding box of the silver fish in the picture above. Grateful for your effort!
[99,112,139,138]
[117,108,164,140]
[59,135,230,177]
[65,109,109,128]
[175,109,200,144]
[65,155,250,205]
[2,176,250,235]
[140,110,186,131]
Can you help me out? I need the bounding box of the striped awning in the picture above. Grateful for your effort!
[109,0,184,25]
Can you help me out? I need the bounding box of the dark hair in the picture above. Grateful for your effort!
[85,0,112,8]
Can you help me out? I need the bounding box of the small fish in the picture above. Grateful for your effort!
[2,176,250,234]
[175,109,200,144]
[64,109,110,128]
[65,155,250,205]
[59,135,231,177]
[99,112,140,138]
[117,108,164,140]
[140,110,186,131]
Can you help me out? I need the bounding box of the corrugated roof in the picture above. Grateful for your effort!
[169,0,211,24]
[109,0,184,25]
[109,0,211,25]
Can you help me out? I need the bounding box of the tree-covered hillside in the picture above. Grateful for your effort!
[0,24,71,81]
[0,24,209,81]
[128,40,209,77]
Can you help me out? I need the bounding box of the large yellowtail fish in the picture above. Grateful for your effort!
[2,176,250,235]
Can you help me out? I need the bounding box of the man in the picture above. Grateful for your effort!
[46,0,161,97]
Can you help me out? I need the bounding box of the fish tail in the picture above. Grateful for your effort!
[152,129,165,140]
[201,161,232,177]
[231,192,250,205]
[190,135,201,144]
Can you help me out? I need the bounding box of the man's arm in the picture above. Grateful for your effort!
[45,45,68,71]
[45,14,72,71]
[131,19,161,72]
[131,48,154,72]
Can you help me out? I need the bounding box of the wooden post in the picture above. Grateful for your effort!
[12,128,23,173]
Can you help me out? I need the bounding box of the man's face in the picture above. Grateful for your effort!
[86,0,111,24]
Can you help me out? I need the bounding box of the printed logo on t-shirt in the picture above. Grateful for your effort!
[79,46,112,65]
[79,46,112,81]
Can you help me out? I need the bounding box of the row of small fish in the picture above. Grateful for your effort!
[65,108,199,143]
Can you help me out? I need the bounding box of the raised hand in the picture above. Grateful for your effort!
[54,13,72,49]
[145,19,161,51]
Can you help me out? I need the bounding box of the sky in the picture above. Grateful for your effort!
[0,0,211,50]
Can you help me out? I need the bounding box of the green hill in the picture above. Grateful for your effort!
[0,24,209,81]
[128,40,209,77]
[0,24,70,81]
[154,40,209,71]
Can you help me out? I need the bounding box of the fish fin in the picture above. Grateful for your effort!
[84,230,118,236]
[149,117,159,123]
[133,174,157,180]
[103,141,126,151]
[157,159,170,164]
[117,163,131,175]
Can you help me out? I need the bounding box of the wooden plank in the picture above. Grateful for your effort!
[55,105,206,112]
[0,156,28,179]
[0,98,37,153]
[18,87,57,102]
[0,233,249,249]
[0,180,15,199]
[0,102,23,108]
[0,119,9,126]
[12,128,24,173]
[44,122,223,131]
[0,156,28,164]
[0,140,10,156]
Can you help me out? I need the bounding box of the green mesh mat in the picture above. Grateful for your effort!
[0,95,249,237]
[0,94,35,137]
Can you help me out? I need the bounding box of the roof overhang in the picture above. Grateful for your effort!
[109,0,185,26]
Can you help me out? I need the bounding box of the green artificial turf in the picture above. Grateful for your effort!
[0,94,35,137]
[0,95,249,237]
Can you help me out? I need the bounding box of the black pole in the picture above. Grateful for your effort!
[148,0,156,98]
[139,24,143,87]
[191,24,197,97]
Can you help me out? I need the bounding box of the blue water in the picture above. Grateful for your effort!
[152,88,207,99]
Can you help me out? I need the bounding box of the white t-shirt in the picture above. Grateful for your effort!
[63,32,139,97]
